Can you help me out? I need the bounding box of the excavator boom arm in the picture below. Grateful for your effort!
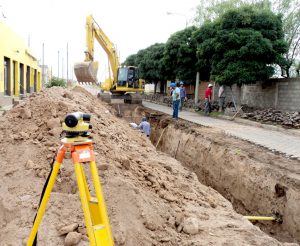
[74,15,120,85]
[85,15,119,81]
[74,15,144,103]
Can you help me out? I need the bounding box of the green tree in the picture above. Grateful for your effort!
[134,43,167,92]
[198,7,287,86]
[122,54,137,66]
[46,77,66,88]
[137,43,166,82]
[192,22,218,81]
[163,26,198,83]
[274,0,300,77]
[194,0,300,77]
[296,61,300,76]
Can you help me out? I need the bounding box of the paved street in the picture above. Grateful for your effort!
[143,101,300,159]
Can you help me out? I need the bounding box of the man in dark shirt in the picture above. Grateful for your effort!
[204,83,213,115]
[179,81,187,111]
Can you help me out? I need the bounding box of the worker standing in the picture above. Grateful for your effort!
[204,83,213,115]
[179,81,187,111]
[171,82,181,120]
[138,117,151,137]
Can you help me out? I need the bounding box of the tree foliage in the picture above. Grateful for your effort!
[163,26,198,83]
[196,6,287,86]
[122,54,137,67]
[122,2,287,88]
[194,0,300,77]
[135,43,166,82]
[296,61,300,76]
[192,22,218,81]
[274,0,300,77]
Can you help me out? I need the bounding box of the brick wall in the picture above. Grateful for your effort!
[185,81,216,100]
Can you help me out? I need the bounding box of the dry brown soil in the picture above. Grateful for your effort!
[0,87,297,246]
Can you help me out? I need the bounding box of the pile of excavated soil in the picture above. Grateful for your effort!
[0,86,296,246]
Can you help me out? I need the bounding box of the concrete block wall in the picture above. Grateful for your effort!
[162,78,300,112]
[241,82,277,108]
[221,78,300,111]
[276,79,300,111]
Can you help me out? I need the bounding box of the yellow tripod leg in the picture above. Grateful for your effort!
[74,162,97,246]
[27,160,61,246]
[79,164,91,201]
[90,161,114,246]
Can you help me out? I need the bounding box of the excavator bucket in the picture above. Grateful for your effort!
[74,61,99,83]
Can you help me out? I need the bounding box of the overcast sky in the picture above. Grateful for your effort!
[0,0,199,81]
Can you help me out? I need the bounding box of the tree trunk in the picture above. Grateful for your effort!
[286,67,290,78]
[160,81,165,94]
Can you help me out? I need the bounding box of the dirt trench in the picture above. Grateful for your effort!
[115,104,300,244]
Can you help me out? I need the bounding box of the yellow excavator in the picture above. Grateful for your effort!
[74,15,144,104]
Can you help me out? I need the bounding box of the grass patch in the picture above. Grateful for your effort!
[196,110,224,117]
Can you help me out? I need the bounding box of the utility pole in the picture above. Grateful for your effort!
[67,43,69,83]
[0,5,7,19]
[71,65,74,81]
[62,57,64,80]
[42,43,44,87]
[57,51,60,78]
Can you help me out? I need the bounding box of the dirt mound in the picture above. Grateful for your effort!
[0,86,295,245]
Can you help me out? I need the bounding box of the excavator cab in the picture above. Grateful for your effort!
[117,66,140,88]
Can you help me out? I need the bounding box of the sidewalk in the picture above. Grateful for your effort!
[143,101,300,159]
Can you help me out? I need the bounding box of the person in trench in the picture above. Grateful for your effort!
[138,117,151,137]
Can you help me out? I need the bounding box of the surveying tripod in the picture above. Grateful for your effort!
[27,112,114,246]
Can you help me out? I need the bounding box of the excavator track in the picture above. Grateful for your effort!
[97,92,142,104]
[124,93,143,104]
[97,92,112,103]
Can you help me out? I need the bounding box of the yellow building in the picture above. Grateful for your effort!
[0,21,41,106]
